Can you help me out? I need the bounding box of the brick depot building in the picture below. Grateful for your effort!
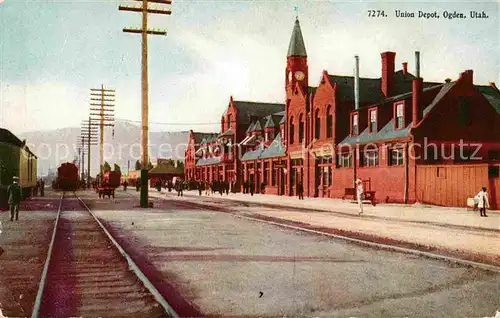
[184,18,500,209]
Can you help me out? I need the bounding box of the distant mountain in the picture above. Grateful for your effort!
[19,122,189,177]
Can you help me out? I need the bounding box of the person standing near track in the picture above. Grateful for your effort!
[7,176,22,221]
[355,178,364,215]
[475,187,490,217]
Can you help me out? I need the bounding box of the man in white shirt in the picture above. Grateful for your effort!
[355,178,364,215]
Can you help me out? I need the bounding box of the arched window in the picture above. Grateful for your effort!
[289,116,295,144]
[326,105,333,138]
[314,109,320,140]
[227,114,232,130]
[299,113,304,143]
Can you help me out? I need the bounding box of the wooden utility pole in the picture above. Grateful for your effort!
[119,0,172,208]
[90,86,115,176]
[81,118,99,186]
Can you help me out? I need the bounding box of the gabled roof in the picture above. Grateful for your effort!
[241,143,265,161]
[264,115,276,128]
[287,18,307,57]
[233,101,285,124]
[423,82,456,116]
[194,132,218,144]
[246,122,255,133]
[149,163,184,175]
[340,121,412,145]
[253,120,263,131]
[476,85,500,114]
[328,71,441,104]
[328,75,384,103]
[218,128,234,138]
[196,156,221,166]
[260,133,286,159]
[360,84,444,109]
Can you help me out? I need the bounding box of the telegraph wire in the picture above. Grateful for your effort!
[113,117,235,126]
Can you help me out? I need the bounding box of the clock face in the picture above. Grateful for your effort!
[295,71,305,81]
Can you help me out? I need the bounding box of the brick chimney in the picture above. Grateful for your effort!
[381,52,396,97]
[459,70,474,84]
[402,62,408,75]
[412,78,424,126]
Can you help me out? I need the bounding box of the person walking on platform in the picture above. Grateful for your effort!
[355,178,364,215]
[475,187,490,217]
[297,181,304,200]
[7,176,22,221]
[198,181,203,196]
[40,179,45,197]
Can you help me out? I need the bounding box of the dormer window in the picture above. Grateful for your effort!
[269,131,274,140]
[370,109,377,133]
[395,103,404,129]
[352,113,359,135]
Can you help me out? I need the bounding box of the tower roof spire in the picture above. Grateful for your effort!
[287,18,307,57]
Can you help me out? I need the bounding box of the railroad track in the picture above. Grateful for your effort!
[31,192,179,318]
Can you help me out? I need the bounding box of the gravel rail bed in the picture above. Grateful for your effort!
[36,194,168,317]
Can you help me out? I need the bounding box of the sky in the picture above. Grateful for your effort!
[0,0,498,135]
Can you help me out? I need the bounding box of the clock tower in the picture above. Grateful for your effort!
[285,18,308,94]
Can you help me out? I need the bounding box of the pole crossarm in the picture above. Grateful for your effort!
[119,0,171,208]
[91,98,115,102]
[91,88,115,92]
[90,108,114,112]
[123,28,167,35]
[119,6,171,15]
[134,0,172,4]
[90,103,115,107]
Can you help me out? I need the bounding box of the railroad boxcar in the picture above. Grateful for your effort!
[0,128,38,209]
[54,162,79,192]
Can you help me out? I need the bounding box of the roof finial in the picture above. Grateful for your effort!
[294,4,299,20]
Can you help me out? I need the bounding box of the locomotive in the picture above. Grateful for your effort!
[53,162,79,192]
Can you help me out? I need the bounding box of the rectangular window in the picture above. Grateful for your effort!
[352,113,359,135]
[389,148,404,166]
[337,153,352,168]
[370,109,377,133]
[227,114,232,130]
[326,114,333,138]
[396,103,404,129]
[362,149,379,167]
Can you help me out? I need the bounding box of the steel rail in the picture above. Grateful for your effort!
[152,191,500,273]
[31,193,64,318]
[232,213,500,273]
[75,195,179,318]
